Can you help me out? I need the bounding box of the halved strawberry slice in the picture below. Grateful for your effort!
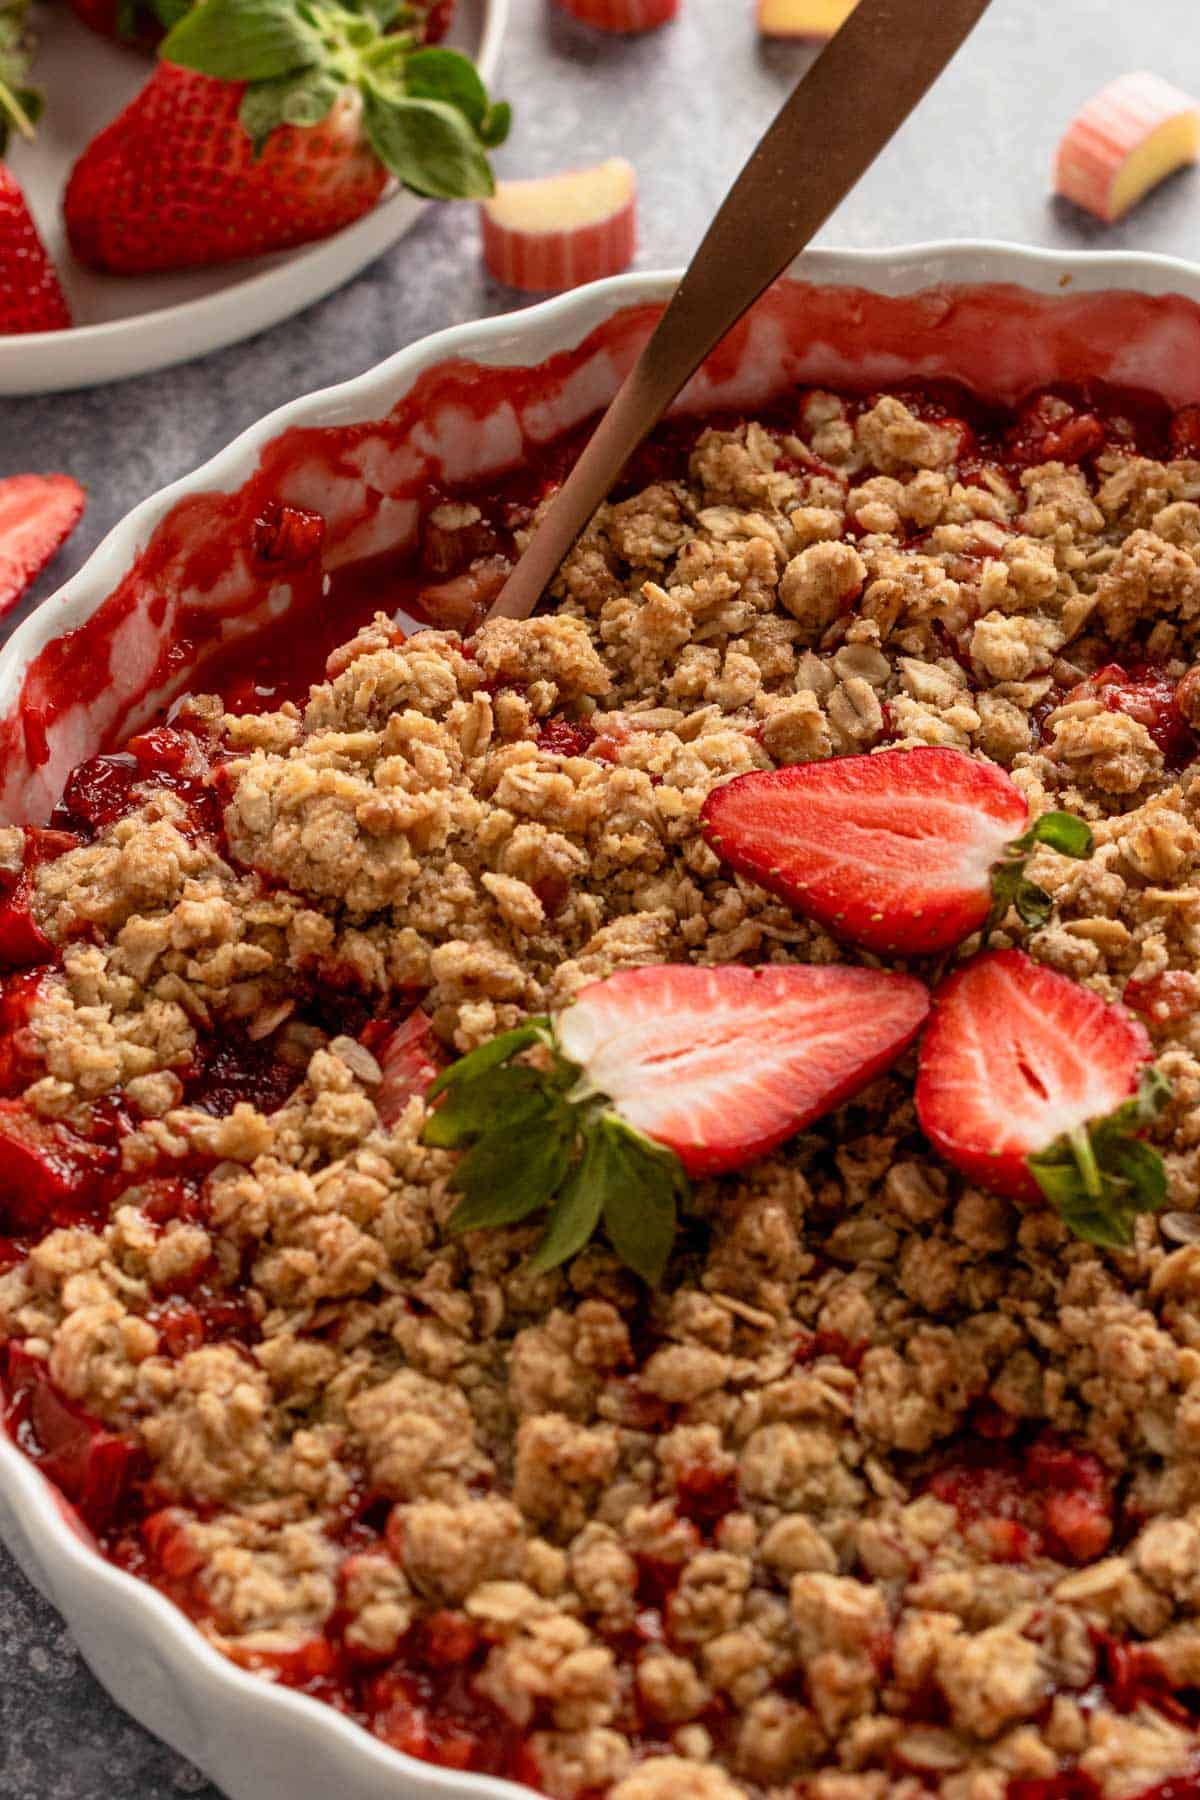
[916,949,1169,1246]
[425,963,929,1282]
[701,747,1093,957]
[0,475,86,619]
[556,963,930,1175]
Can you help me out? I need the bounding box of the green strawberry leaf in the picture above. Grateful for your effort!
[527,1124,609,1274]
[1027,1066,1173,1248]
[422,1015,692,1284]
[446,1104,576,1235]
[427,1019,554,1100]
[162,0,324,80]
[1024,811,1096,859]
[401,46,492,129]
[599,1117,686,1287]
[0,0,39,155]
[984,807,1095,945]
[361,89,495,198]
[422,1063,555,1150]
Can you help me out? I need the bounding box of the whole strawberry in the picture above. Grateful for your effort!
[0,0,71,332]
[64,0,510,275]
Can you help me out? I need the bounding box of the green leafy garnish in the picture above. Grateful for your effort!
[0,0,42,157]
[161,0,509,196]
[422,1018,690,1286]
[984,810,1096,944]
[1027,1067,1173,1248]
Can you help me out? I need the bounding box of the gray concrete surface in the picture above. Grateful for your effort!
[0,0,1198,1792]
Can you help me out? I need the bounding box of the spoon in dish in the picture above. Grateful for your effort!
[486,0,994,626]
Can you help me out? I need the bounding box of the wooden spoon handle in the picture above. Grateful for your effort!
[487,0,993,625]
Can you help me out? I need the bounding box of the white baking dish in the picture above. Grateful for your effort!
[2,242,1200,1799]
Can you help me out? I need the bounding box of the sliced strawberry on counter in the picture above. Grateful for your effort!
[916,948,1170,1246]
[4,1343,141,1529]
[65,0,510,276]
[701,747,1094,958]
[0,474,86,617]
[424,962,929,1282]
[364,1007,443,1128]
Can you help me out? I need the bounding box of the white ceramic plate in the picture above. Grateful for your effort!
[2,244,1200,1799]
[0,0,508,396]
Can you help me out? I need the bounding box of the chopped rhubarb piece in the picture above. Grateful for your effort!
[0,1102,115,1232]
[363,1009,442,1127]
[481,160,637,293]
[0,969,48,1096]
[5,1344,141,1529]
[1055,72,1200,223]
[554,0,678,31]
[757,0,858,35]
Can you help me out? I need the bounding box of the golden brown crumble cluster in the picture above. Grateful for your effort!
[5,389,1200,1799]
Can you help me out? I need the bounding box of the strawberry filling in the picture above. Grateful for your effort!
[7,378,1200,1794]
[3,1344,142,1531]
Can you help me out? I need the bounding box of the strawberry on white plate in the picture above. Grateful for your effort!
[1055,71,1200,224]
[554,0,678,31]
[916,948,1170,1247]
[423,961,929,1281]
[701,746,1094,958]
[481,158,637,293]
[0,474,86,618]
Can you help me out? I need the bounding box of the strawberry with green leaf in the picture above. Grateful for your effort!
[701,746,1094,959]
[916,948,1171,1248]
[64,0,510,275]
[423,961,930,1284]
[0,0,71,334]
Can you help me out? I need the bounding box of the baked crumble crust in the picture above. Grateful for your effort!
[4,389,1200,1798]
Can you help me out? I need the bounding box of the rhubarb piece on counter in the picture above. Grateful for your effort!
[553,0,678,33]
[1055,71,1200,223]
[757,0,858,38]
[481,158,637,292]
[0,473,86,617]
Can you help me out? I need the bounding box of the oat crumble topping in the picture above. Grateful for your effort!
[4,386,1200,1799]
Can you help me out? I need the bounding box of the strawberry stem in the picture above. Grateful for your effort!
[1066,1122,1104,1200]
[0,79,33,141]
[985,810,1095,945]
